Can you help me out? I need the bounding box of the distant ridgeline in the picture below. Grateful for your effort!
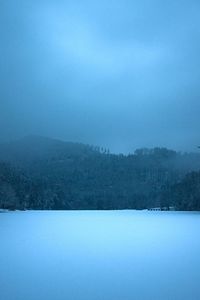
[0,136,200,211]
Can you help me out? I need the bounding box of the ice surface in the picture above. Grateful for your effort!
[0,210,200,300]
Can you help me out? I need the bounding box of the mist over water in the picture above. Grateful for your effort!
[1,2,200,299]
[1,210,200,300]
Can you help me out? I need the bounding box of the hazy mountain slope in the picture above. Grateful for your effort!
[0,136,98,166]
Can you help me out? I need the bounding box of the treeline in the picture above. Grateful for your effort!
[162,171,200,211]
[0,136,200,211]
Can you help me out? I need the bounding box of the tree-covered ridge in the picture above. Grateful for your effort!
[0,136,200,210]
[167,171,200,211]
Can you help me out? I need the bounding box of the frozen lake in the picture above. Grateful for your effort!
[0,210,200,300]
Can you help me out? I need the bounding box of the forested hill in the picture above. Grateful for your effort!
[0,136,200,211]
[0,136,98,166]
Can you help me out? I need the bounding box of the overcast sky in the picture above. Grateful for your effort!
[1,0,200,153]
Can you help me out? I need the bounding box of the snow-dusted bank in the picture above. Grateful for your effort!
[0,210,200,300]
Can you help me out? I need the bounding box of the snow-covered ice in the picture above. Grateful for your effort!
[0,210,200,300]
